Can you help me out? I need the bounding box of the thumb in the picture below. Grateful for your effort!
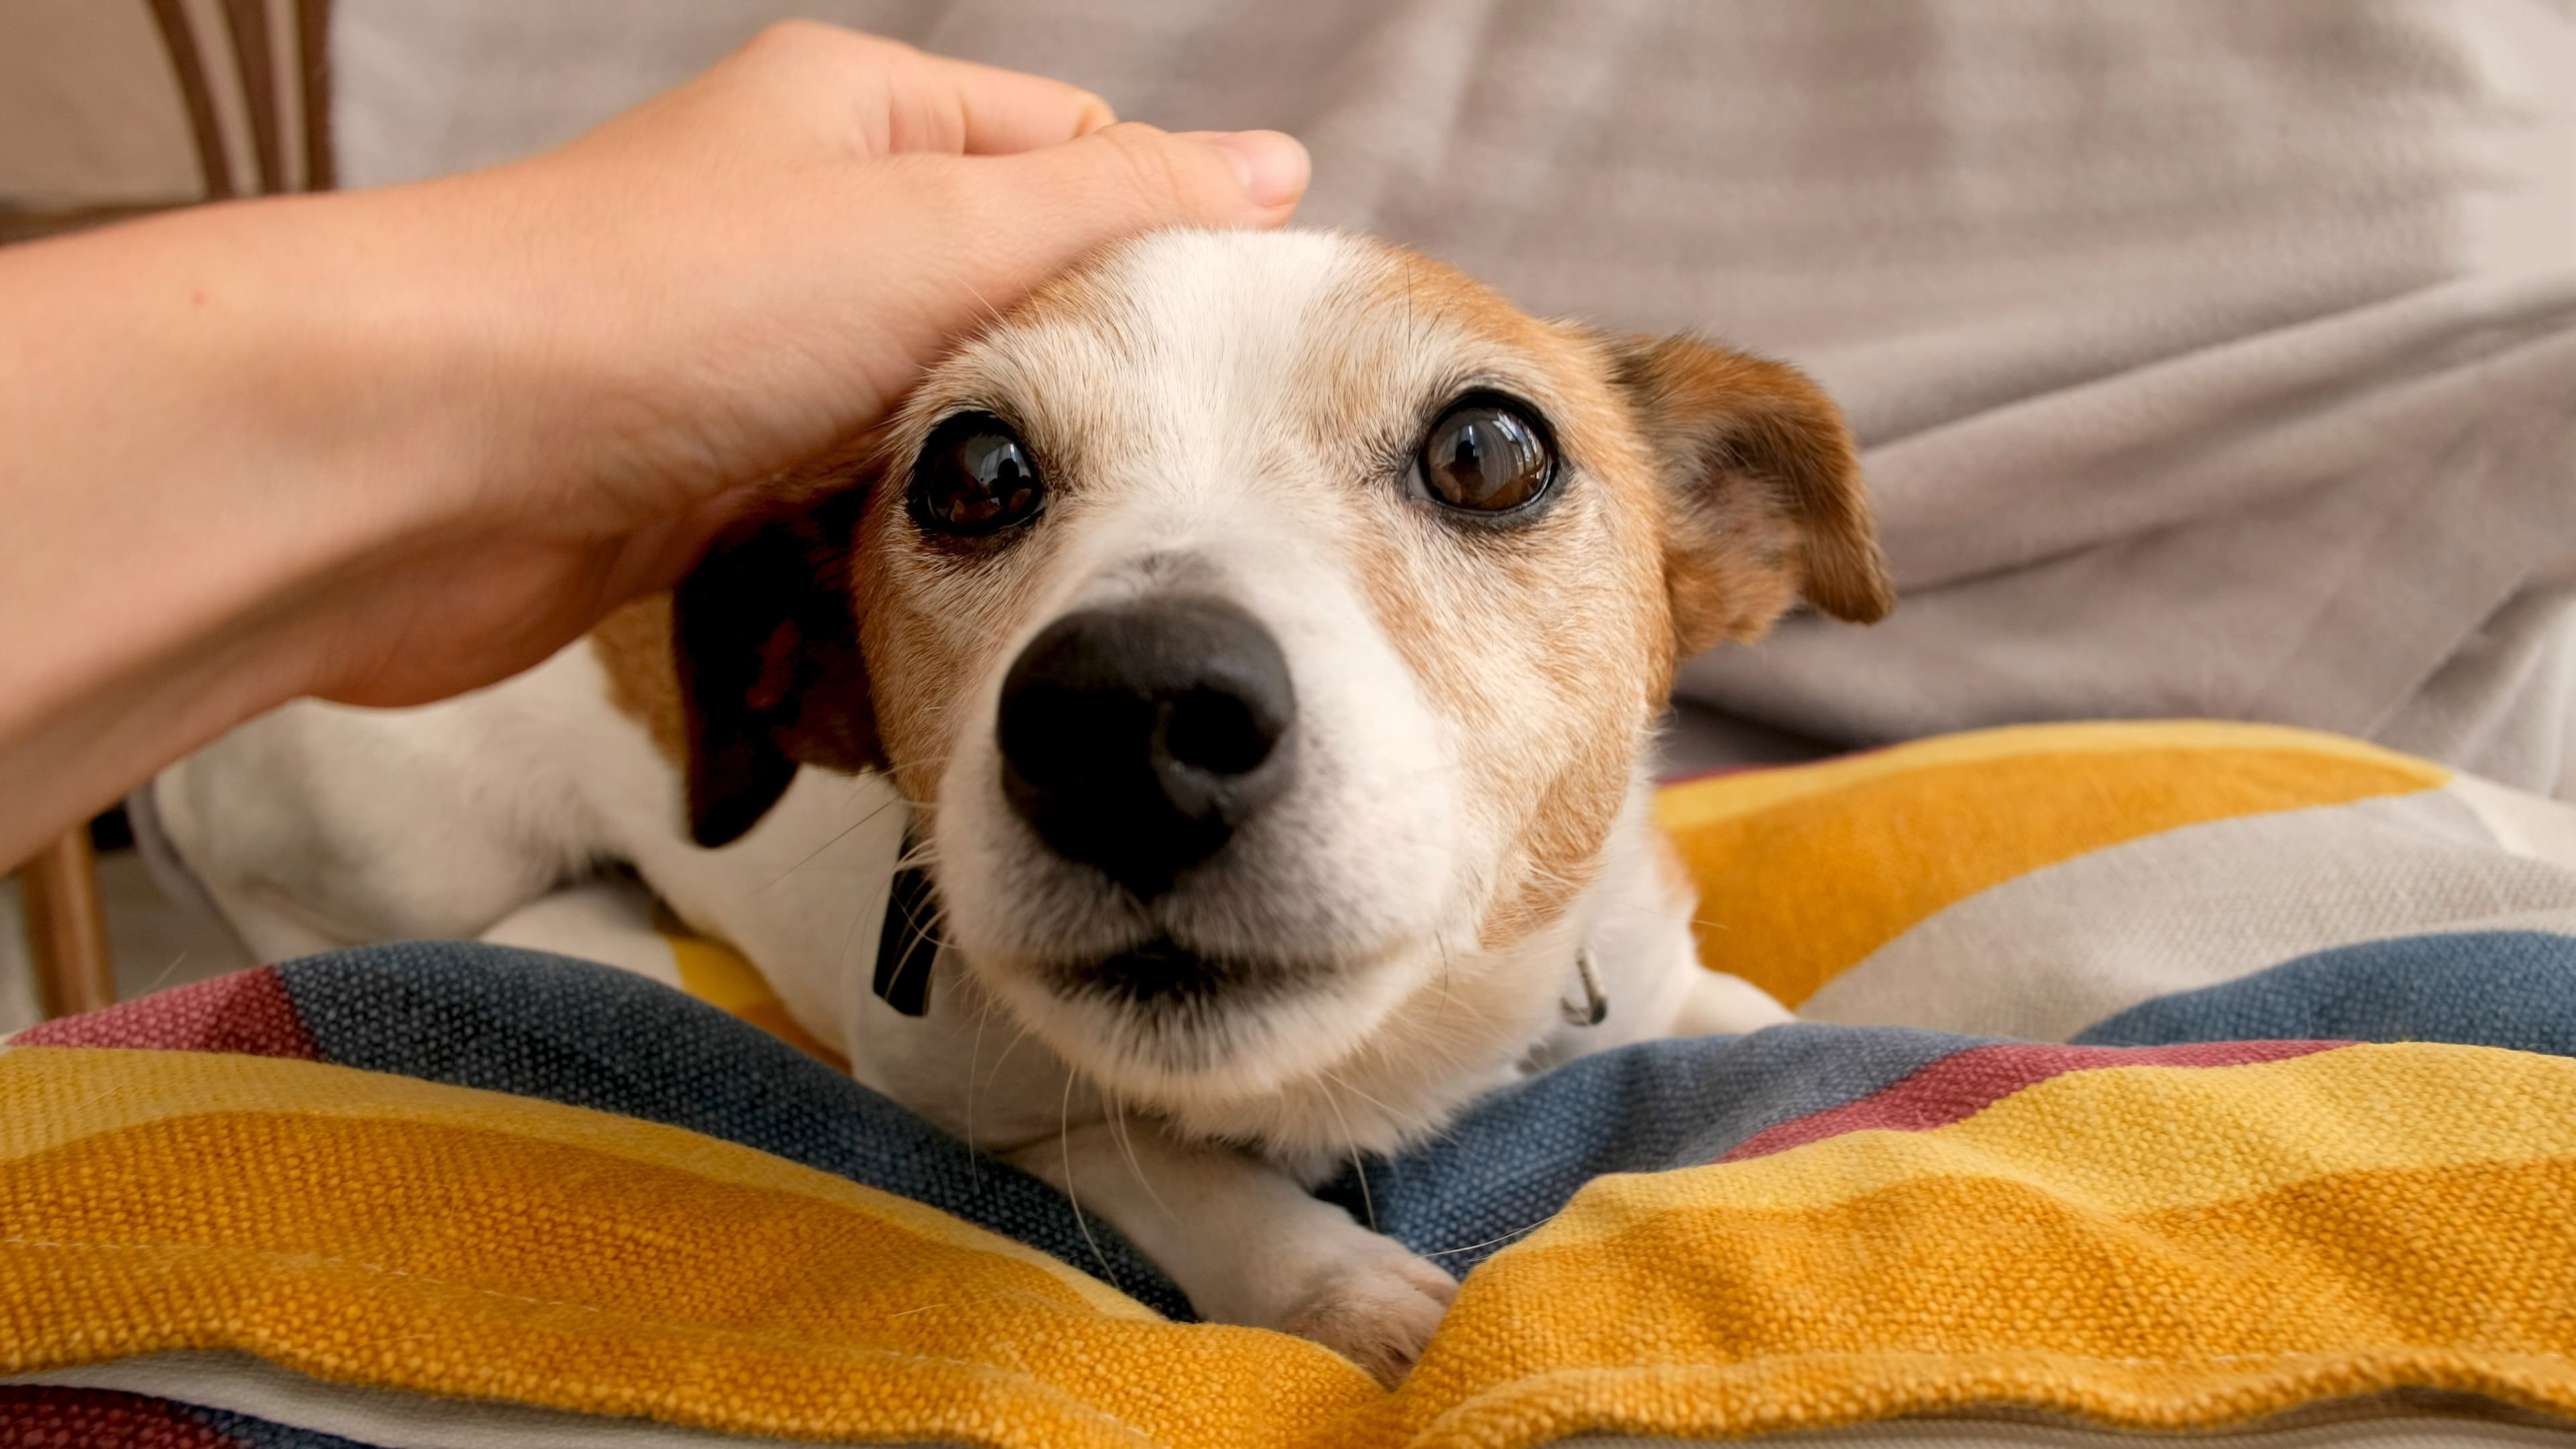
[988,122,1309,242]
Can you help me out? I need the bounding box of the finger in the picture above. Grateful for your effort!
[912,51,1119,154]
[1171,130,1309,207]
[848,125,1305,399]
[979,123,1310,245]
[721,21,1114,156]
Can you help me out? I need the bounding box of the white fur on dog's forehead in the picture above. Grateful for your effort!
[888,229,1591,470]
[936,228,1373,396]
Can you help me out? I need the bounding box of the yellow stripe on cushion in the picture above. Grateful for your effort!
[1656,721,2444,833]
[1491,1044,2576,1233]
[0,1057,1378,1448]
[0,1049,1138,1321]
[1339,1042,2576,1444]
[11,1044,2576,1446]
[1370,1159,2576,1446]
[663,932,849,1072]
[1654,722,2447,1006]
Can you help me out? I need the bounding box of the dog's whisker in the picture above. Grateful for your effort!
[1436,938,1456,1032]
[894,891,948,953]
[885,749,961,777]
[965,989,996,1192]
[1599,896,1733,934]
[141,950,191,997]
[745,792,902,896]
[1326,1065,1444,1141]
[906,895,967,959]
[1383,757,1472,792]
[829,876,875,998]
[1320,1070,1420,1132]
[889,827,946,867]
[1419,1214,1555,1260]
[1106,1089,1171,1220]
[984,1019,1035,1092]
[885,1285,1061,1320]
[1316,1075,1377,1234]
[1059,1070,1119,1288]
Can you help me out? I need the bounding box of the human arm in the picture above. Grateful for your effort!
[0,21,1306,866]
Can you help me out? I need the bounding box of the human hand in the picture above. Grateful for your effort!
[0,20,1304,860]
[275,21,1309,707]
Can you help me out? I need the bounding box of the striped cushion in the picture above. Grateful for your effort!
[8,720,2576,1448]
[1658,720,2576,1039]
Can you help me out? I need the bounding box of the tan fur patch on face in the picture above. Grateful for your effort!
[849,504,1046,820]
[1322,254,1679,953]
[841,254,1194,820]
[591,595,688,767]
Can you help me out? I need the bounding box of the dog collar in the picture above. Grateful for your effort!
[1560,947,1607,1027]
[872,841,939,1017]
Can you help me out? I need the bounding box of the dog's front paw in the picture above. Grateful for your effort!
[1278,1241,1458,1386]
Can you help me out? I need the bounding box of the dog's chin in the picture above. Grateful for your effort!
[1044,935,1316,1014]
[969,932,1417,1105]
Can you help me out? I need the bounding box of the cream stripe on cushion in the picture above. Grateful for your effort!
[1801,787,2576,1040]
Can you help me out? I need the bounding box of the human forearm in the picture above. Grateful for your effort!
[0,196,478,863]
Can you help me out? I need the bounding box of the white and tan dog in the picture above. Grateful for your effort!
[148,229,1889,1381]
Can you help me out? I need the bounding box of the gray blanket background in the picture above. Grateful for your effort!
[333,1,2576,796]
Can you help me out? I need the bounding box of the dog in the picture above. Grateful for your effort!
[146,227,1890,1382]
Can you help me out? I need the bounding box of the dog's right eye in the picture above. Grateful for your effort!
[910,412,1046,537]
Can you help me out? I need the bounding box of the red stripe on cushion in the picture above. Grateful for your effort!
[7,965,318,1059]
[1717,1039,2351,1164]
[0,1386,252,1448]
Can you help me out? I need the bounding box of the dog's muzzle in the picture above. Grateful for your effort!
[997,596,1296,901]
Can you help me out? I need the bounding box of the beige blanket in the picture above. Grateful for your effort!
[333,0,2576,795]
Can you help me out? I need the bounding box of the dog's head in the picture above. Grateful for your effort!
[675,230,1886,1119]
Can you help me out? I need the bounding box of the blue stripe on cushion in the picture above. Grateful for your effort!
[2074,930,2576,1055]
[270,934,2576,1303]
[189,1399,378,1448]
[1316,1024,1976,1269]
[276,945,1987,1284]
[277,943,1191,1318]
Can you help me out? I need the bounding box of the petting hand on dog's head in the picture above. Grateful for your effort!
[0,21,1308,865]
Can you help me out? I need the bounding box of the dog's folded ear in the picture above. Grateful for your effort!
[671,488,883,849]
[1609,335,1894,655]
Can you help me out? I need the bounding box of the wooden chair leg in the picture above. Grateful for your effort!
[20,829,116,1019]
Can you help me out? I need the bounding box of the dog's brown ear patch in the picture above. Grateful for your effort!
[671,490,883,848]
[1611,336,1892,654]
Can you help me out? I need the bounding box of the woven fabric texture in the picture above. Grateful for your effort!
[11,721,2576,1447]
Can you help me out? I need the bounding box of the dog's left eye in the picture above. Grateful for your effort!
[911,412,1046,537]
[1415,396,1555,515]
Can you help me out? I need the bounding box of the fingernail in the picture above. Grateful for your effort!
[1201,130,1309,209]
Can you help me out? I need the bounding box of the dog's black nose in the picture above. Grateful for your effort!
[997,598,1295,899]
